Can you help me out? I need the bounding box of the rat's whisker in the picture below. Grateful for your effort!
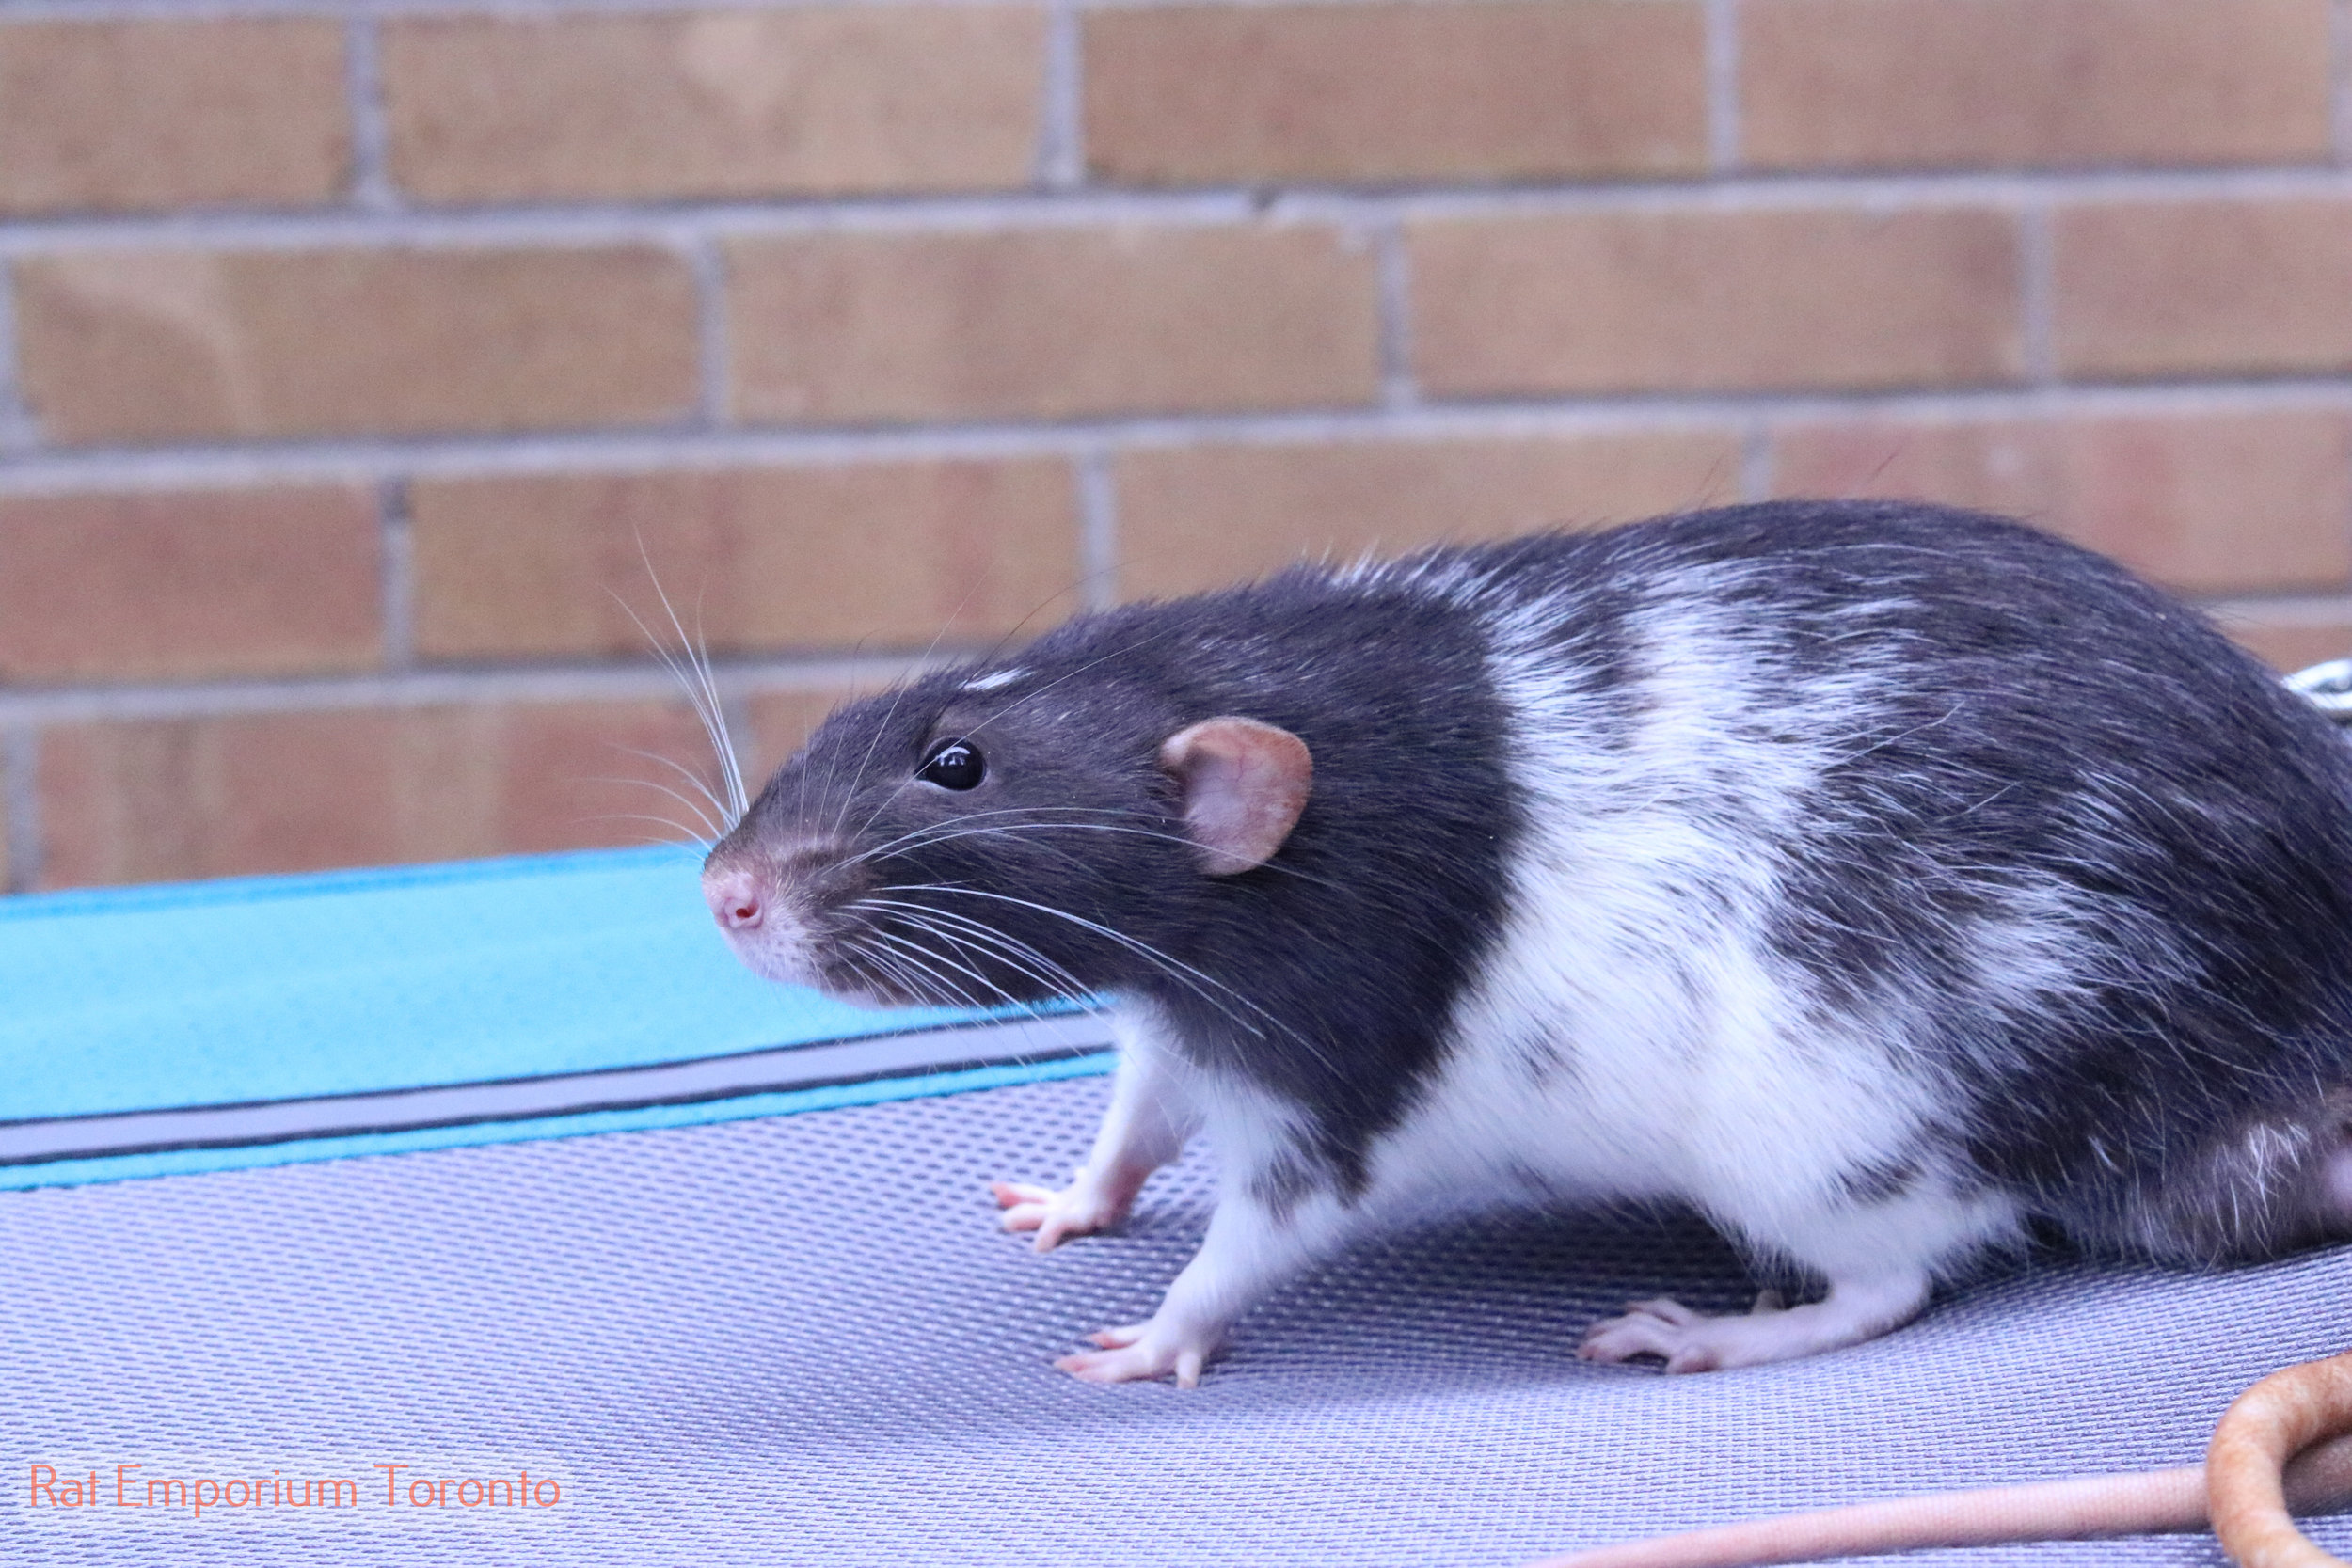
[876,881,1327,1066]
[851,896,1094,1004]
[860,925,1041,1014]
[581,773,723,843]
[605,744,735,829]
[614,543,749,826]
[580,812,714,850]
[846,932,965,1009]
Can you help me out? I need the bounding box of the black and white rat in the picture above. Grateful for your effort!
[700,498,2352,1398]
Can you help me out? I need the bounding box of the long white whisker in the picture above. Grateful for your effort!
[867,820,1343,891]
[584,812,717,849]
[607,744,734,827]
[851,897,1095,1003]
[665,557,749,823]
[840,937,938,1007]
[861,925,1041,1014]
[878,882,1311,1057]
[580,773,723,842]
[845,803,1191,867]
[848,931,964,1010]
[615,541,749,825]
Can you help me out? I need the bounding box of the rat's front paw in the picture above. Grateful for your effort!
[989,1176,1124,1252]
[1054,1322,1216,1388]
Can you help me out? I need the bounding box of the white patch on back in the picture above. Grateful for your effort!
[1358,560,2025,1281]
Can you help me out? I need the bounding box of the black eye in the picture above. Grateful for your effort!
[917,738,985,790]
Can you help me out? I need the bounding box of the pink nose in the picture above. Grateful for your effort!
[704,870,766,931]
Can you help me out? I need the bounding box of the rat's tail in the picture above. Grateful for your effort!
[1527,1353,2352,1568]
[2211,1352,2352,1568]
[1523,1468,2207,1568]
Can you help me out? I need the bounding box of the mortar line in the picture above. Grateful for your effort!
[2016,199,2058,387]
[5,167,2352,256]
[1076,450,1120,610]
[689,236,734,428]
[1372,219,1418,412]
[0,262,35,455]
[0,0,1061,16]
[343,14,399,212]
[1,728,40,896]
[1037,0,1086,190]
[1706,0,1741,174]
[1738,423,1772,502]
[0,655,979,728]
[0,0,1816,14]
[6,380,2352,493]
[378,477,416,671]
[2335,0,2352,165]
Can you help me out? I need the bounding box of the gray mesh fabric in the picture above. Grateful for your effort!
[6,1073,2352,1567]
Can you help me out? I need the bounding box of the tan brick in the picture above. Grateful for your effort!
[1116,430,1743,598]
[411,459,1078,661]
[1741,0,2330,171]
[1085,1,1705,186]
[1409,208,2022,397]
[16,246,698,445]
[2053,202,2352,380]
[2212,603,2352,673]
[384,8,1042,204]
[36,701,721,889]
[0,20,347,214]
[726,226,1381,423]
[0,486,380,683]
[1771,409,2352,595]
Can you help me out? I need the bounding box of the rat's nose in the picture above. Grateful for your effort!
[704,869,766,931]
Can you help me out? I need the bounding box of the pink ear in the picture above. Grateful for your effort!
[1159,717,1313,876]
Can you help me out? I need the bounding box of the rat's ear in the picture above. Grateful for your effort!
[1159,717,1312,876]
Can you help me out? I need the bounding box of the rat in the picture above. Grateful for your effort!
[699,498,2352,1398]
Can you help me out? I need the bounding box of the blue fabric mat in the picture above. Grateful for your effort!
[0,847,1104,1190]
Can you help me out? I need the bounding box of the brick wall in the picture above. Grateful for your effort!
[3,0,2348,892]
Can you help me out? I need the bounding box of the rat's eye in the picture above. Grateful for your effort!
[917,737,985,790]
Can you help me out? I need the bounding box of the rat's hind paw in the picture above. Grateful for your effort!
[1578,1294,1777,1373]
[1055,1322,1214,1387]
[1579,1278,1922,1372]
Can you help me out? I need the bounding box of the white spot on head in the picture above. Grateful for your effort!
[961,668,1029,693]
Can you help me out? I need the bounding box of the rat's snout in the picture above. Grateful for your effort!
[703,866,768,932]
[700,838,880,993]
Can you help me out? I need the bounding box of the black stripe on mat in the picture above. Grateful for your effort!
[0,1010,1116,1166]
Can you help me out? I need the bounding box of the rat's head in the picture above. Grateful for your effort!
[700,652,1311,1008]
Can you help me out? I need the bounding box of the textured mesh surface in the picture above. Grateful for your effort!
[6,1073,2352,1567]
